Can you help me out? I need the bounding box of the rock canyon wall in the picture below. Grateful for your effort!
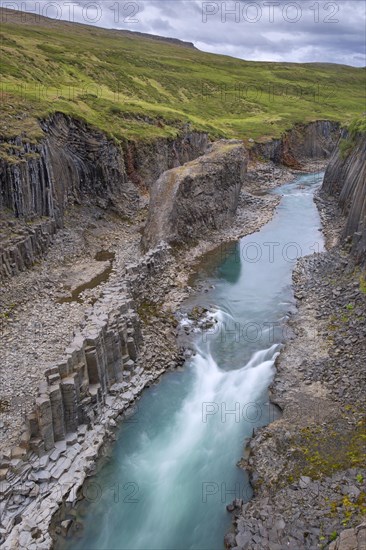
[322,129,366,263]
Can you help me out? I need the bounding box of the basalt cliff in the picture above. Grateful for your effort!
[0,113,208,279]
[0,119,339,281]
[322,129,366,263]
[142,140,248,249]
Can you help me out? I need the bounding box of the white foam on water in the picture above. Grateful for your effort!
[123,327,279,549]
[69,172,325,550]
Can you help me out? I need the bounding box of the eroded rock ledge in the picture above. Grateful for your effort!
[142,140,248,249]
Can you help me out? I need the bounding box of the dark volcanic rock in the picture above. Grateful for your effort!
[230,136,366,548]
[322,129,366,263]
[0,113,139,222]
[0,114,208,279]
[231,240,366,549]
[252,120,340,166]
[142,140,248,249]
[123,130,209,190]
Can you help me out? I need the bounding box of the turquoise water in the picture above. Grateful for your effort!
[63,172,324,550]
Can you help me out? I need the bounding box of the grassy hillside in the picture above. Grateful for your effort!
[0,8,365,144]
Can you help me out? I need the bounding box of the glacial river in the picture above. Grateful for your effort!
[62,172,325,550]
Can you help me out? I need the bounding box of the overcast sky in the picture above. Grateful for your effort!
[3,0,366,66]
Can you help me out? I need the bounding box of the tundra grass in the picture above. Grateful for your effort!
[0,8,365,144]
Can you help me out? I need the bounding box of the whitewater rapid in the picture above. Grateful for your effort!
[64,172,325,550]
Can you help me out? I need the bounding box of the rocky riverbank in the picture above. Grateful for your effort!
[0,149,290,454]
[1,140,307,548]
[230,186,366,549]
[47,161,328,549]
[0,107,339,548]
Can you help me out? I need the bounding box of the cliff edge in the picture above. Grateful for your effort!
[322,121,366,263]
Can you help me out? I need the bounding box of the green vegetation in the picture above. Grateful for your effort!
[293,417,366,479]
[339,115,366,159]
[0,8,365,145]
[136,299,178,328]
[330,531,338,541]
[319,530,338,545]
[328,496,365,529]
[348,117,366,136]
[286,414,366,539]
[0,303,16,320]
[136,300,164,324]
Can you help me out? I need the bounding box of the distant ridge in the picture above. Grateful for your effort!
[0,7,196,49]
[113,29,196,49]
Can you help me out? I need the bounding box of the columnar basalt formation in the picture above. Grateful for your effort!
[19,284,142,456]
[21,246,169,455]
[253,120,340,167]
[322,130,366,262]
[142,140,248,250]
[0,244,175,548]
[0,218,58,279]
[0,119,355,549]
[0,114,137,222]
[0,119,339,279]
[124,131,209,189]
[0,114,209,279]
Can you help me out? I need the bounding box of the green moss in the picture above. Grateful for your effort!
[293,440,366,540]
[137,300,178,328]
[291,417,366,480]
[339,137,355,159]
[0,399,10,413]
[188,306,204,322]
[136,300,163,324]
[0,303,16,319]
[349,117,366,136]
[339,493,366,524]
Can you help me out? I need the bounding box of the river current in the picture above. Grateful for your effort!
[63,172,325,550]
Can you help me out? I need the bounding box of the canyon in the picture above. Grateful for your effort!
[0,112,365,550]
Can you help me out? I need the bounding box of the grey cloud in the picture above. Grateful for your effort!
[148,17,175,31]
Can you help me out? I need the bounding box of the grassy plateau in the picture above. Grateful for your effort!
[0,7,365,144]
